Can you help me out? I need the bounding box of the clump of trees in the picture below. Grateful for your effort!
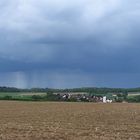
[1,86,140,94]
[127,95,140,103]
[115,92,128,102]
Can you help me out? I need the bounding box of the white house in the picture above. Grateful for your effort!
[103,96,107,103]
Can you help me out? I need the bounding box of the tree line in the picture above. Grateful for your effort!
[1,86,140,94]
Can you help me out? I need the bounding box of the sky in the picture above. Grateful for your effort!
[0,0,140,88]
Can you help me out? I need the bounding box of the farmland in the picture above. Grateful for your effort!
[0,102,139,140]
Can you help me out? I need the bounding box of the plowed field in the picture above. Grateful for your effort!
[0,101,140,140]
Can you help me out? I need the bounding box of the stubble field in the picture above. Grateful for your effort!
[0,101,140,140]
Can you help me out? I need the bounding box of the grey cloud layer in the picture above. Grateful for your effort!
[0,0,140,88]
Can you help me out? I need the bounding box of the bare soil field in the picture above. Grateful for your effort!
[0,101,139,140]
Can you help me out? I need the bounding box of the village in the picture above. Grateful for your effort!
[54,93,114,103]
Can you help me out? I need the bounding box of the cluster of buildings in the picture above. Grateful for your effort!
[56,93,113,103]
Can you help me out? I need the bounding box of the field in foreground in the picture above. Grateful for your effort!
[0,102,139,140]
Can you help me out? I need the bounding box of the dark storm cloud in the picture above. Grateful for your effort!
[0,0,140,88]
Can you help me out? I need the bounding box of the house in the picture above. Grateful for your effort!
[103,96,107,103]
